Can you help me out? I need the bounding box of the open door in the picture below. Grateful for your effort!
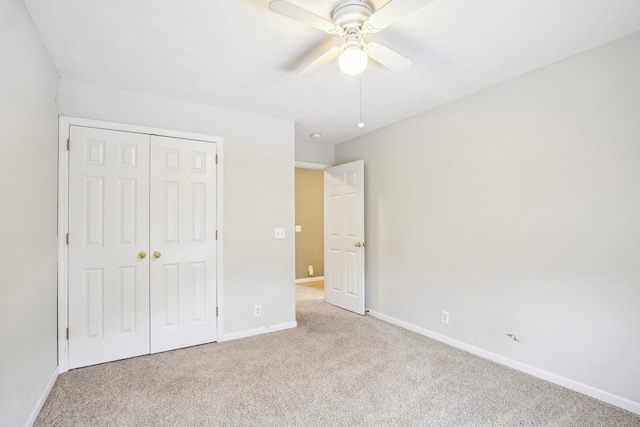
[324,160,365,314]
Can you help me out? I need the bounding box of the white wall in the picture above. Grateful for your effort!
[336,31,640,409]
[0,0,60,426]
[295,139,335,165]
[59,79,296,336]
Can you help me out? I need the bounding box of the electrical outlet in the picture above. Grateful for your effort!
[441,310,449,324]
[254,305,262,317]
[274,228,285,239]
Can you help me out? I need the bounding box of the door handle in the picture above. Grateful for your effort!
[153,251,161,259]
[355,242,362,248]
[138,251,147,259]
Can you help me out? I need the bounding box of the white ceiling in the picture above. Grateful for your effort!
[23,0,640,146]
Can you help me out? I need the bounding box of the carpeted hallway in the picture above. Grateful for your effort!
[35,286,640,426]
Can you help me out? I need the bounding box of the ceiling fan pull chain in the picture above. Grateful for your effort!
[358,73,365,128]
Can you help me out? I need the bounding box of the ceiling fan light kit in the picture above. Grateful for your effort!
[339,47,368,75]
[269,0,433,76]
[338,31,369,75]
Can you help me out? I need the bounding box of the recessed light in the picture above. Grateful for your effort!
[310,133,322,140]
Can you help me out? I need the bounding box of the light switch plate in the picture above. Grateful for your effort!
[295,225,302,232]
[275,228,285,239]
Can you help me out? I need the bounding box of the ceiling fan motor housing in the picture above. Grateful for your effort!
[332,0,373,30]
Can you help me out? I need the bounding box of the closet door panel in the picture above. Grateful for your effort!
[149,135,217,353]
[68,126,150,369]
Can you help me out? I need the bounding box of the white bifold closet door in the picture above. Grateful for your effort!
[68,126,217,369]
[68,127,151,368]
[149,135,217,353]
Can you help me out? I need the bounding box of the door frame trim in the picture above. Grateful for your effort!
[57,116,224,373]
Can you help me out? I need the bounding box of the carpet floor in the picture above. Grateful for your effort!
[36,286,640,426]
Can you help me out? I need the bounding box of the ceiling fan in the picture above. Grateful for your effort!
[269,0,434,76]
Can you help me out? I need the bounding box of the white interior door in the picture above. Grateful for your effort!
[149,135,218,353]
[68,126,150,369]
[324,160,365,315]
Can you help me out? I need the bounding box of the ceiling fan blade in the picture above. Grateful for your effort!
[299,46,344,77]
[364,0,434,33]
[366,42,414,73]
[269,0,339,34]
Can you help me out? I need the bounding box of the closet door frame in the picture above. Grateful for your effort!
[57,116,224,373]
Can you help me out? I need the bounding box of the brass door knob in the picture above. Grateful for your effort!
[138,251,147,259]
[153,251,161,259]
[355,242,362,248]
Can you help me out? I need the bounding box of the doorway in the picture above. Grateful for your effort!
[294,167,325,292]
[294,160,366,315]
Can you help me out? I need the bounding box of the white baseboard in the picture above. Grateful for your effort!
[221,321,298,342]
[366,309,640,416]
[26,366,58,427]
[295,276,324,284]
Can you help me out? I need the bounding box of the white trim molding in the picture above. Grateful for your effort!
[366,309,640,416]
[57,116,224,373]
[294,161,331,170]
[26,367,58,427]
[221,321,298,342]
[295,276,325,284]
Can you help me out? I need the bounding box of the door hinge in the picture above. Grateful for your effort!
[66,233,69,245]
[215,230,218,240]
[215,154,218,164]
[66,327,69,340]
[216,307,219,317]
[67,138,70,151]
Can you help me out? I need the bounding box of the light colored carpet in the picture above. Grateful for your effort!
[36,286,639,426]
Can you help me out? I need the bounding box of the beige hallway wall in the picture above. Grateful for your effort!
[295,168,324,279]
